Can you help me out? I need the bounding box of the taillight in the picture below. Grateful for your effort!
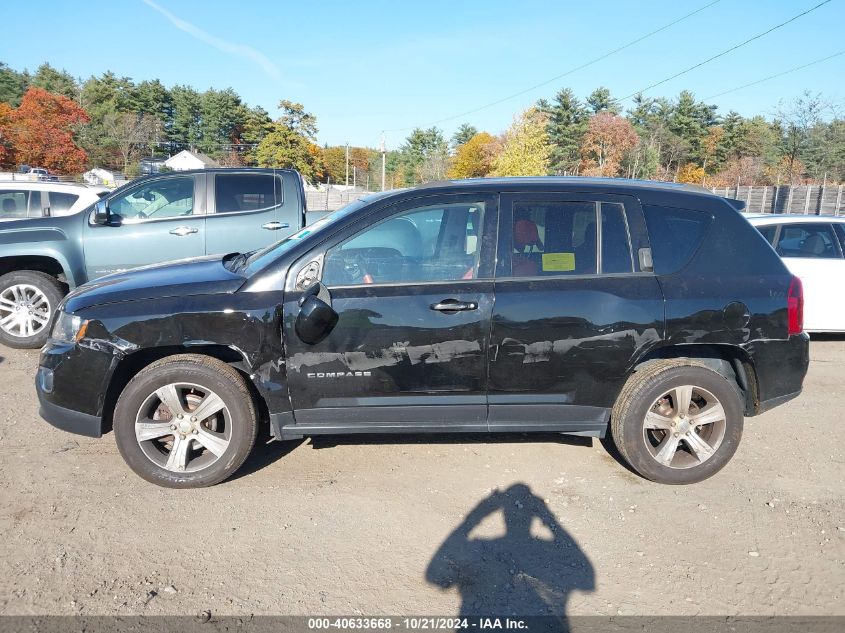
[787,276,803,335]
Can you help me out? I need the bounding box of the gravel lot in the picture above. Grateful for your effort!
[0,340,842,617]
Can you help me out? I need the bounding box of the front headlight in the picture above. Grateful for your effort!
[51,311,89,343]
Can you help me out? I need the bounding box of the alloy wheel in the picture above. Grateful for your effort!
[134,382,232,473]
[0,284,51,338]
[642,384,727,469]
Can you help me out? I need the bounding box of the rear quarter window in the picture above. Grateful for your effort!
[642,205,713,275]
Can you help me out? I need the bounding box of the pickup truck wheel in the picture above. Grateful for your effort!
[0,271,64,349]
[610,360,743,485]
[113,355,258,488]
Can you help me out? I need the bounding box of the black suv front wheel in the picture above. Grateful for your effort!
[611,360,744,484]
[113,355,258,488]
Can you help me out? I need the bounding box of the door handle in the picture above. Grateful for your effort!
[169,226,198,236]
[262,222,289,230]
[430,299,478,312]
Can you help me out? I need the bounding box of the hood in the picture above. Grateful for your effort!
[63,255,246,313]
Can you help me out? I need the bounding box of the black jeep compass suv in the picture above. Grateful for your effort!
[36,178,809,487]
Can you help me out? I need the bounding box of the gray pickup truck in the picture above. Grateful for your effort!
[0,168,308,348]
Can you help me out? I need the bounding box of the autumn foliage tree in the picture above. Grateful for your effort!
[580,113,638,177]
[448,131,498,179]
[0,102,13,168]
[255,100,323,181]
[2,87,89,173]
[492,109,550,177]
[677,163,705,185]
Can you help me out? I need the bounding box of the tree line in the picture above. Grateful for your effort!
[0,61,842,187]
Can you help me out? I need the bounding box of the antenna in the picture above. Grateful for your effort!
[380,132,386,192]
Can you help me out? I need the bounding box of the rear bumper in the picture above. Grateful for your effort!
[756,389,802,415]
[745,333,809,415]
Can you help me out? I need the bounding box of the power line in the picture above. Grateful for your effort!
[382,0,723,134]
[619,0,834,101]
[702,50,845,100]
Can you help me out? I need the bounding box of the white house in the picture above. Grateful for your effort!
[83,168,118,187]
[164,150,220,171]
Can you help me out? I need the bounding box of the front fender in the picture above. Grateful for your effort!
[0,222,86,288]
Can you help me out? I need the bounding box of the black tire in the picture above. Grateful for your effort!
[113,354,258,488]
[610,359,744,485]
[0,270,64,349]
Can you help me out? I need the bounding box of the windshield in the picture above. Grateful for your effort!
[240,195,382,275]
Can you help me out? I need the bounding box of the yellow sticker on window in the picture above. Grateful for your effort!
[542,252,575,272]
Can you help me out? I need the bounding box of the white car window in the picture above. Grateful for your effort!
[776,224,841,259]
[0,191,28,218]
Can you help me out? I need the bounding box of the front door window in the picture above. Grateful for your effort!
[322,201,487,286]
[109,177,195,222]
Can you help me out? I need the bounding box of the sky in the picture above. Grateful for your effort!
[1,0,843,149]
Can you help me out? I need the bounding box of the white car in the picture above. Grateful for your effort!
[746,213,845,332]
[0,182,109,221]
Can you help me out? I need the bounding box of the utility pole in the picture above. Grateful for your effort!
[380,133,386,192]
[345,143,349,187]
[353,165,357,189]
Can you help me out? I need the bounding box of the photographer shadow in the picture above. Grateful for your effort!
[426,484,594,624]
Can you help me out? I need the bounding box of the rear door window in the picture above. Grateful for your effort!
[505,200,634,277]
[511,201,597,276]
[775,223,841,259]
[214,173,282,214]
[600,203,634,274]
[642,205,712,274]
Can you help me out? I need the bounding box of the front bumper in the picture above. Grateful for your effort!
[37,373,103,437]
[36,339,112,438]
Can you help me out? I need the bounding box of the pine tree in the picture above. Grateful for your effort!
[452,123,478,148]
[546,88,588,175]
[587,86,621,115]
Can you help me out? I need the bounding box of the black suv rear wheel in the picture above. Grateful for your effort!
[113,354,258,488]
[611,360,744,484]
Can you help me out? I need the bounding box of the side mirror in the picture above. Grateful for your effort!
[295,282,338,344]
[93,199,110,225]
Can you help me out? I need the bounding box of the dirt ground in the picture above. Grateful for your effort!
[0,339,842,618]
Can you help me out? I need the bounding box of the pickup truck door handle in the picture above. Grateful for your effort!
[430,299,478,312]
[169,226,198,236]
[262,222,289,231]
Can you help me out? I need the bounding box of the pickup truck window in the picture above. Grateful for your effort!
[214,173,282,214]
[109,177,195,221]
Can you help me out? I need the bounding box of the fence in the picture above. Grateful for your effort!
[711,185,845,215]
[306,184,845,214]
[305,187,371,212]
